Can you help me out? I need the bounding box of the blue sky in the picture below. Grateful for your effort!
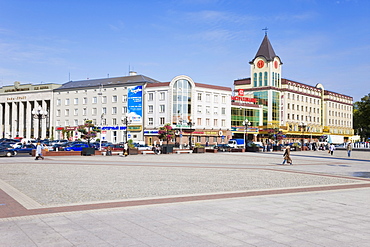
[0,0,369,102]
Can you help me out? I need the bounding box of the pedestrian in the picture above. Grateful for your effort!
[329,143,335,155]
[281,145,292,165]
[346,142,353,157]
[35,142,44,160]
[106,145,112,156]
[123,142,128,156]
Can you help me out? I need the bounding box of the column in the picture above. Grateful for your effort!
[19,102,25,138]
[25,101,32,139]
[4,102,10,138]
[0,103,3,138]
[12,102,18,137]
[41,100,47,139]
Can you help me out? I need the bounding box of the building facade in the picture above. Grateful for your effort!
[232,34,353,144]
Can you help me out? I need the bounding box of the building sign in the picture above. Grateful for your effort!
[231,96,257,103]
[127,85,143,124]
[238,89,244,96]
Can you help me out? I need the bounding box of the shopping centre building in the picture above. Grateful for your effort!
[0,34,353,145]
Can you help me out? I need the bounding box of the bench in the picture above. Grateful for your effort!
[175,150,193,154]
[142,150,155,155]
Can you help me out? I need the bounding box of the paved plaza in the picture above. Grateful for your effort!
[0,150,369,246]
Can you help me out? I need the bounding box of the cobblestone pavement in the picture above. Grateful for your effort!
[0,150,369,246]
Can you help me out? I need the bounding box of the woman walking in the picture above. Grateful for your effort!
[281,145,292,165]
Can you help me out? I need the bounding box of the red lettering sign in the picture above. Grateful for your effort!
[231,96,257,103]
[238,89,244,96]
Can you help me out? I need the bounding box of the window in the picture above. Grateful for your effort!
[112,107,117,115]
[197,118,202,125]
[287,103,290,109]
[112,118,117,125]
[102,107,107,115]
[222,96,226,104]
[74,109,78,116]
[122,106,127,114]
[74,119,78,126]
[65,120,69,126]
[65,109,69,116]
[213,119,218,127]
[92,108,97,115]
[160,117,165,125]
[83,108,87,116]
[197,93,202,101]
[206,94,210,102]
[214,107,218,115]
[74,98,78,105]
[160,105,165,113]
[65,99,70,106]
[287,113,290,119]
[123,95,127,102]
[214,95,218,103]
[292,104,295,110]
[206,118,210,126]
[197,105,202,113]
[221,119,226,127]
[102,96,107,104]
[148,118,153,125]
[56,109,60,117]
[148,105,153,113]
[112,95,117,103]
[92,97,97,104]
[83,97,87,104]
[159,92,165,101]
[221,107,226,115]
[148,93,153,101]
[57,99,61,106]
[206,106,210,114]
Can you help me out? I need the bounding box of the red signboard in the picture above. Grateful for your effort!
[238,89,244,96]
[231,96,257,103]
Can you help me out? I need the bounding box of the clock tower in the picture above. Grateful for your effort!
[249,34,283,127]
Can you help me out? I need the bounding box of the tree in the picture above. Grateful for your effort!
[77,120,101,145]
[158,123,175,147]
[353,93,370,141]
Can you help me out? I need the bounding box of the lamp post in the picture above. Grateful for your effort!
[121,115,132,144]
[188,120,194,150]
[178,117,183,149]
[32,105,48,140]
[242,119,251,150]
[299,122,306,150]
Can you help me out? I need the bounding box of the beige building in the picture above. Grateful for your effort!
[232,34,353,144]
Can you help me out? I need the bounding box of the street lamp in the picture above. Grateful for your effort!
[299,122,306,150]
[121,115,132,143]
[32,105,48,140]
[242,119,251,150]
[187,120,194,150]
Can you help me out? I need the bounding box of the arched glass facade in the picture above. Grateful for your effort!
[172,79,192,124]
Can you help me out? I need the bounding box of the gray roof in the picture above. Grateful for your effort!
[252,34,278,62]
[55,75,160,90]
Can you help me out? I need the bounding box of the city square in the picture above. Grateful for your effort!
[1,150,369,246]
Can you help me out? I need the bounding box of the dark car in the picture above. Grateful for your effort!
[0,146,17,157]
[13,144,36,155]
[214,144,233,152]
[64,144,90,151]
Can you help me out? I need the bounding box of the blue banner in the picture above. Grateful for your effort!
[127,85,143,124]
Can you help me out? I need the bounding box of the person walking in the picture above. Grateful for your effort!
[35,142,44,160]
[329,143,335,155]
[346,142,353,157]
[123,142,128,157]
[281,145,292,165]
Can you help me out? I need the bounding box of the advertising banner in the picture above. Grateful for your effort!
[127,85,143,124]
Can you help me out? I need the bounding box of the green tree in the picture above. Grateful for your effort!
[158,123,175,147]
[77,120,101,145]
[353,93,370,141]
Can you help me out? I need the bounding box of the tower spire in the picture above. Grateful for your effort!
[262,27,268,35]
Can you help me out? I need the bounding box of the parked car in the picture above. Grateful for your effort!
[102,144,124,152]
[64,144,90,151]
[133,143,152,150]
[214,144,233,152]
[13,144,36,155]
[0,146,17,157]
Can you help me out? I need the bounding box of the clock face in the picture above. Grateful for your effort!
[274,61,279,69]
[257,60,264,68]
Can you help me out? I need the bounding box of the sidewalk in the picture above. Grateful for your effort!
[0,150,369,246]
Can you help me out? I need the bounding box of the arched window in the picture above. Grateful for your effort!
[253,73,257,87]
[259,72,262,87]
[172,79,192,124]
[264,72,268,86]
